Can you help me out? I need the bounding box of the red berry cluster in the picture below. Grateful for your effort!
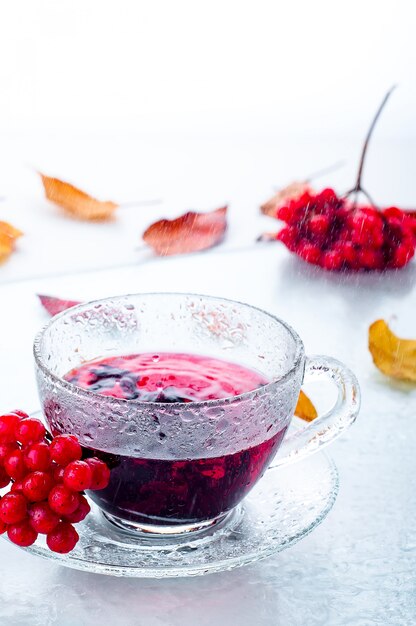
[275,188,416,271]
[0,411,110,554]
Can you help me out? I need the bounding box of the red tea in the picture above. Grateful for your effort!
[64,353,285,526]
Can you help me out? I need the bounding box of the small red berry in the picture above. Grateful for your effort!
[8,520,38,547]
[317,188,338,204]
[383,207,404,220]
[28,502,60,534]
[47,521,79,553]
[0,441,18,465]
[0,413,21,443]
[22,471,54,502]
[390,243,415,268]
[48,484,79,516]
[53,465,65,482]
[11,479,24,493]
[308,214,330,240]
[349,211,384,248]
[0,493,27,524]
[277,226,298,252]
[49,434,82,465]
[334,241,358,269]
[4,449,26,480]
[63,461,92,492]
[63,494,91,523]
[86,458,111,490]
[0,519,6,534]
[297,242,321,265]
[276,204,295,222]
[321,249,343,271]
[357,248,384,270]
[24,442,51,472]
[0,467,10,489]
[15,418,46,446]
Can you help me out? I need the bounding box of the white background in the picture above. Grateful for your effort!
[0,0,415,138]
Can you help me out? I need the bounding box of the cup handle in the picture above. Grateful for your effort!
[269,355,360,469]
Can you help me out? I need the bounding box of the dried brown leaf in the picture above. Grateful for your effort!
[143,206,227,256]
[294,390,318,422]
[261,181,311,218]
[369,319,416,382]
[40,174,118,221]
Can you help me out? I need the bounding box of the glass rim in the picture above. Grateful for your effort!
[33,292,305,409]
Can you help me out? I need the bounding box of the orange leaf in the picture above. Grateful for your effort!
[294,390,318,422]
[40,174,118,221]
[143,206,228,256]
[369,319,416,382]
[0,221,23,264]
[261,181,312,218]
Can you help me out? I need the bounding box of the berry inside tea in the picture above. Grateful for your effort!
[63,353,285,527]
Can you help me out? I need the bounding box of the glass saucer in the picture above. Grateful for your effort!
[12,449,338,578]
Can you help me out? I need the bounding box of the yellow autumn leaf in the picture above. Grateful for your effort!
[0,221,23,263]
[40,173,118,221]
[294,390,318,422]
[369,319,416,382]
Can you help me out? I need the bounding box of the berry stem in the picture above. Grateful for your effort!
[345,85,397,206]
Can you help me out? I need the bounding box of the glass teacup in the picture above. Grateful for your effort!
[34,293,360,536]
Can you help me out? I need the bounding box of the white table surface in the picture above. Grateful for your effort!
[0,133,415,625]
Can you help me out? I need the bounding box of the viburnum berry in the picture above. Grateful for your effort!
[22,471,54,502]
[321,249,343,271]
[267,88,416,273]
[24,442,51,472]
[357,248,384,270]
[63,461,92,491]
[0,467,10,489]
[10,479,24,493]
[0,493,27,524]
[46,521,79,554]
[4,449,26,480]
[0,413,21,443]
[7,520,38,547]
[349,210,384,248]
[390,242,415,268]
[86,457,111,490]
[28,502,60,534]
[308,214,330,240]
[53,465,65,483]
[15,418,46,446]
[49,434,82,466]
[48,484,79,516]
[63,494,91,523]
[0,415,111,555]
[297,242,321,264]
[0,442,18,464]
[277,226,298,251]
